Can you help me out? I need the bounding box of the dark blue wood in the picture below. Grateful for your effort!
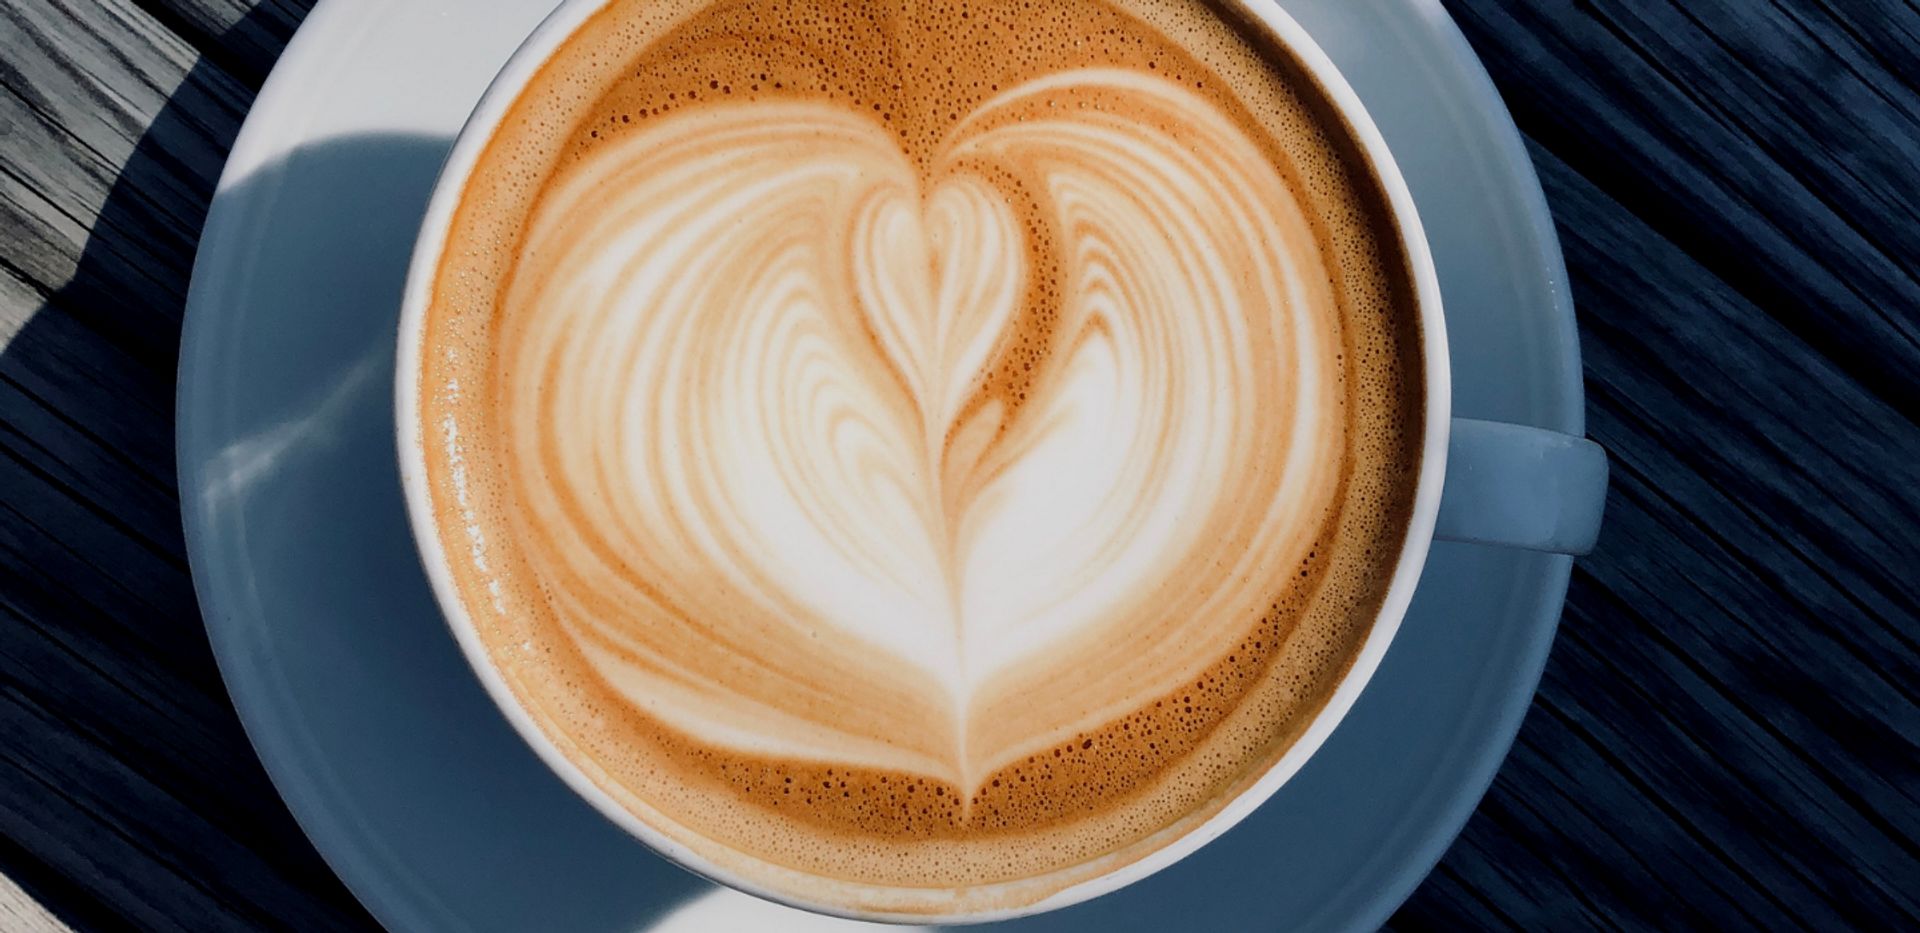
[1400,1,1920,928]
[0,0,1911,929]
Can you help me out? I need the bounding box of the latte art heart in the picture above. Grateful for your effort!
[417,0,1426,910]
[500,69,1339,785]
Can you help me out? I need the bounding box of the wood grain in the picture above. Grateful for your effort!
[0,0,1912,929]
[0,0,372,929]
[1398,0,1920,929]
[0,871,73,933]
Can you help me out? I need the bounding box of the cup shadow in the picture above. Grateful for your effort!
[182,124,718,932]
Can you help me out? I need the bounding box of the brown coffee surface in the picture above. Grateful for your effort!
[417,0,1424,914]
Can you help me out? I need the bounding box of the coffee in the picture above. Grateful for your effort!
[416,0,1423,913]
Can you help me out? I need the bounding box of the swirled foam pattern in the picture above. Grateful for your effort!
[418,0,1424,914]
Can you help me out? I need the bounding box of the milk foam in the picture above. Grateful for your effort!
[418,0,1424,913]
[499,70,1340,786]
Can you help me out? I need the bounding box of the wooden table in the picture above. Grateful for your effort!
[1,0,1913,929]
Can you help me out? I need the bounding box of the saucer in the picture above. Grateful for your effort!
[177,0,1582,929]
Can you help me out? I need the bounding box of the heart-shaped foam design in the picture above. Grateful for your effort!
[497,68,1344,789]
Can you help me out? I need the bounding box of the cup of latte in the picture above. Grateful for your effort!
[396,0,1608,921]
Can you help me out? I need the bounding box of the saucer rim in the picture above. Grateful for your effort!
[176,0,1580,929]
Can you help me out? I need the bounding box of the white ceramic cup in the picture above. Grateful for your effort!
[395,0,1607,922]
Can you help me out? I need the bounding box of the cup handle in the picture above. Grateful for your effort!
[1434,418,1609,555]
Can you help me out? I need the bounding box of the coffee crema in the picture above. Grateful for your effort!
[418,0,1423,913]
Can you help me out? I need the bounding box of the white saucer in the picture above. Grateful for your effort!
[178,0,1582,929]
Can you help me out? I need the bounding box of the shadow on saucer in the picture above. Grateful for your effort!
[181,125,715,931]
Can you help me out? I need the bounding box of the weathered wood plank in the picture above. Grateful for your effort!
[0,873,73,933]
[1446,0,1920,413]
[0,547,360,910]
[0,0,368,928]
[131,0,310,89]
[0,187,73,343]
[0,361,370,933]
[0,681,341,932]
[0,158,87,316]
[0,0,254,333]
[1391,861,1523,931]
[1,309,177,498]
[0,83,200,336]
[0,0,206,187]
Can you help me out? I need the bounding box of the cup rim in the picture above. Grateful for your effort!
[394,0,1451,922]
